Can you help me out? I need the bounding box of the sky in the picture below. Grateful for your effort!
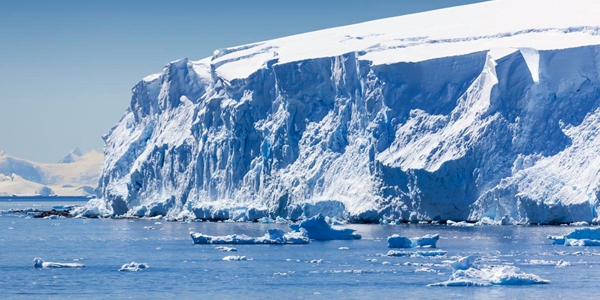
[0,0,487,163]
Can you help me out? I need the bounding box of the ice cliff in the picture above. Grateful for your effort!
[91,0,600,224]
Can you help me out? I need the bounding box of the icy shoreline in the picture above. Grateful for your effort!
[67,198,600,226]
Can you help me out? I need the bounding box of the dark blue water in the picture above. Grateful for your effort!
[1,205,599,299]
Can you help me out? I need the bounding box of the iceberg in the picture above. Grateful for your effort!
[387,233,439,248]
[290,214,361,240]
[548,227,600,246]
[119,262,149,272]
[215,246,237,252]
[90,0,600,224]
[190,228,309,245]
[33,257,84,269]
[429,265,550,287]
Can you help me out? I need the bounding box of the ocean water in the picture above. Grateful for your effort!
[1,204,599,299]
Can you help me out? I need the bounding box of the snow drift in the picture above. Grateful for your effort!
[87,0,600,224]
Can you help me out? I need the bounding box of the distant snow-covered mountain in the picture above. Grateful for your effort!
[58,147,84,164]
[84,0,600,224]
[0,149,102,196]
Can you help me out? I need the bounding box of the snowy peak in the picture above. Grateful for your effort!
[58,147,84,163]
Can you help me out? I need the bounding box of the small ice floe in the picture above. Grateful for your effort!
[274,271,295,276]
[215,246,237,252]
[324,269,370,274]
[429,265,550,287]
[446,220,475,227]
[366,258,377,262]
[338,247,350,250]
[387,234,439,248]
[415,267,437,273]
[310,259,323,264]
[555,260,571,268]
[143,226,154,230]
[119,262,149,272]
[33,257,84,269]
[443,256,476,271]
[524,259,557,266]
[289,214,361,241]
[569,221,590,227]
[257,216,289,223]
[191,228,309,245]
[223,255,250,261]
[548,228,600,246]
[386,250,447,258]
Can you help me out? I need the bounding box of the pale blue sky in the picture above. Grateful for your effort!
[0,0,486,162]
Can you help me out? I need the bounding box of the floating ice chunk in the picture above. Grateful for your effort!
[274,271,295,276]
[119,262,149,272]
[338,247,350,250]
[569,221,590,227]
[447,220,475,227]
[33,257,84,269]
[388,234,439,248]
[564,238,600,247]
[215,246,237,252]
[310,259,323,264]
[549,228,600,246]
[555,260,570,268]
[415,267,437,273]
[526,259,557,266]
[443,256,476,271]
[223,255,249,261]
[291,214,361,241]
[387,235,412,248]
[414,234,440,248]
[429,265,550,287]
[386,250,447,257]
[190,228,309,245]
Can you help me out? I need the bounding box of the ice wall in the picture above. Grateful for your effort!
[91,44,600,224]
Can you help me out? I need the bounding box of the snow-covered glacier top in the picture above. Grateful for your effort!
[206,0,600,80]
[86,0,600,225]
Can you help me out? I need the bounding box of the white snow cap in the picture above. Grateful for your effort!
[206,0,600,80]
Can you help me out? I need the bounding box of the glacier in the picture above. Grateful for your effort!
[86,0,600,224]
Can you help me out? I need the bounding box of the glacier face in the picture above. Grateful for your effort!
[92,0,600,224]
